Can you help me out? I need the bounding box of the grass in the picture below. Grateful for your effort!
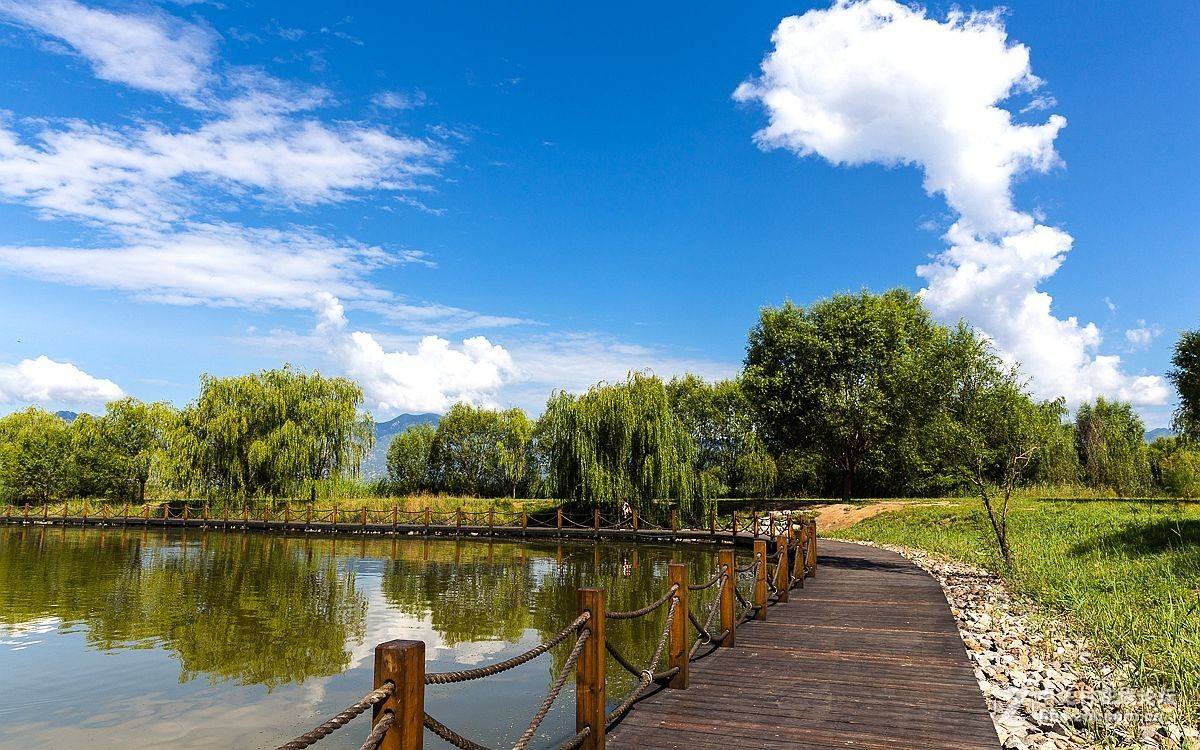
[831,497,1200,719]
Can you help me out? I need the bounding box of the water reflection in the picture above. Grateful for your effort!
[0,525,720,749]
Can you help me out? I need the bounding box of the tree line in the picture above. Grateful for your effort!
[2,290,1198,524]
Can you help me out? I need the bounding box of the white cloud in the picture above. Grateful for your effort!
[0,0,217,102]
[1124,321,1161,350]
[736,0,1169,408]
[0,104,444,227]
[372,90,428,110]
[314,294,518,415]
[0,355,124,409]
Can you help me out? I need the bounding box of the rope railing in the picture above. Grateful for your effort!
[0,506,820,750]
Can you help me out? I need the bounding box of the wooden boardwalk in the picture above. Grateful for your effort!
[608,540,1000,750]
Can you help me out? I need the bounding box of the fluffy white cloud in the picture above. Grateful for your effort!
[0,0,217,102]
[0,355,124,409]
[314,294,518,415]
[1125,322,1162,350]
[736,0,1168,408]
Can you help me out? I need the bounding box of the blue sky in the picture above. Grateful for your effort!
[0,0,1194,425]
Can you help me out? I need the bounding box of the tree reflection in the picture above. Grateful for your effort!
[0,527,367,689]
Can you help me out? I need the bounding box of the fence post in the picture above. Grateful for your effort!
[373,639,425,750]
[576,588,606,750]
[182,504,188,523]
[753,539,768,621]
[709,506,716,535]
[670,508,678,533]
[488,506,494,532]
[792,522,806,589]
[456,508,463,532]
[362,506,369,528]
[593,508,600,535]
[392,504,398,530]
[667,563,688,689]
[307,504,313,527]
[521,509,528,535]
[332,503,338,527]
[718,549,736,647]
[284,503,290,525]
[775,534,789,603]
[425,505,431,530]
[808,520,818,577]
[82,502,88,524]
[557,506,563,533]
[731,512,737,538]
[23,504,29,522]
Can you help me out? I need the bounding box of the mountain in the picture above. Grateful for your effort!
[1145,427,1176,443]
[361,413,440,478]
[55,410,79,422]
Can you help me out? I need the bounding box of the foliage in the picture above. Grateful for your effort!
[537,372,702,520]
[1075,397,1151,496]
[1150,437,1200,498]
[1171,329,1200,439]
[168,366,373,503]
[386,423,436,494]
[941,334,1062,564]
[833,499,1200,719]
[0,408,73,502]
[666,375,775,497]
[744,289,970,500]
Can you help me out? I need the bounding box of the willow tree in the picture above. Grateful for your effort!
[169,366,373,504]
[537,372,702,521]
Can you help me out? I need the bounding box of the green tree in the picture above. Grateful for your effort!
[386,423,436,494]
[495,408,534,499]
[743,289,953,500]
[169,366,373,504]
[942,337,1057,565]
[67,413,123,498]
[103,398,177,502]
[430,404,505,496]
[666,375,775,497]
[537,372,701,520]
[1075,398,1150,495]
[1170,329,1200,439]
[0,408,73,503]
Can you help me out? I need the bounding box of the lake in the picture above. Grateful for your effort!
[0,524,722,749]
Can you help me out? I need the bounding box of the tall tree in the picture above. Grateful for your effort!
[104,398,177,502]
[1075,398,1150,495]
[495,408,534,499]
[0,408,73,503]
[1170,329,1200,439]
[743,289,950,500]
[386,423,437,495]
[430,404,505,496]
[538,373,701,519]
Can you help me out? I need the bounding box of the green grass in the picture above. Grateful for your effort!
[831,498,1200,719]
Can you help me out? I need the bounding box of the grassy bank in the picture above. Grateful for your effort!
[831,498,1200,718]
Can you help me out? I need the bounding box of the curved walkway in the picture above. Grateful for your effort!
[608,540,1000,749]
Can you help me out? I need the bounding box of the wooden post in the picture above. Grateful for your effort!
[333,503,339,526]
[23,504,29,522]
[753,539,768,621]
[731,512,738,538]
[593,508,600,535]
[362,506,368,527]
[182,504,188,522]
[521,510,527,531]
[632,509,639,532]
[243,505,249,524]
[576,588,606,749]
[792,521,806,588]
[373,640,425,750]
[284,504,290,525]
[709,506,716,535]
[670,508,679,533]
[557,506,563,533]
[307,505,313,527]
[424,505,431,530]
[775,534,789,603]
[456,508,463,531]
[203,504,209,522]
[263,505,269,523]
[808,520,818,576]
[667,563,688,689]
[82,502,88,523]
[488,506,494,531]
[392,504,398,529]
[718,549,736,647]
[751,511,758,538]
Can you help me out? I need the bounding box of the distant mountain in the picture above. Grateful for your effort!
[1145,427,1176,443]
[55,410,79,422]
[361,413,440,478]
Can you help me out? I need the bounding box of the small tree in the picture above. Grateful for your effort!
[944,337,1054,566]
[104,398,177,502]
[1170,329,1200,440]
[495,408,534,499]
[386,423,436,495]
[1075,398,1150,495]
[0,408,73,503]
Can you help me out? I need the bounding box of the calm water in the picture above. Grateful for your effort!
[0,524,721,749]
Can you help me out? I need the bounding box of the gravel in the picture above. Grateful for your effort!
[842,541,1199,750]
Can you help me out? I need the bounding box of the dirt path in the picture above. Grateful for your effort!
[811,500,951,532]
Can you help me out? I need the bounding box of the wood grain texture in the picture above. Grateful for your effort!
[608,541,999,750]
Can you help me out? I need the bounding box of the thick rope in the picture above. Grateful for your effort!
[511,629,589,750]
[359,712,393,750]
[425,612,590,684]
[276,683,394,750]
[606,584,678,620]
[687,581,726,659]
[424,712,491,750]
[558,727,590,750]
[687,567,725,591]
[604,596,677,727]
